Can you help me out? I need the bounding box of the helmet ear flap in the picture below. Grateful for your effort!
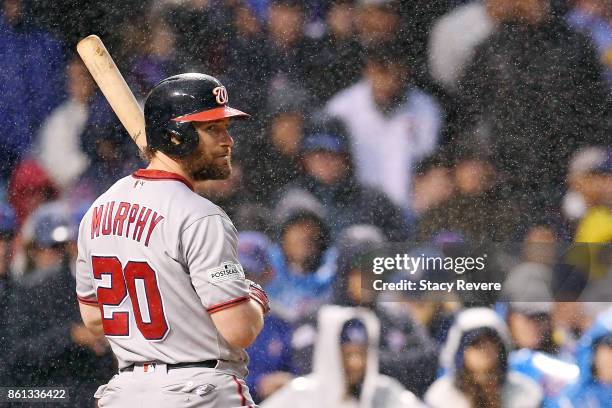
[160,122,200,158]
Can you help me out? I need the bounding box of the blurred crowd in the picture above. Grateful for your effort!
[1,0,612,406]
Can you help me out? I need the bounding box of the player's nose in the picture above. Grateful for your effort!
[221,130,234,148]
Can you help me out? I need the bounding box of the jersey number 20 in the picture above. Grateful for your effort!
[92,256,169,340]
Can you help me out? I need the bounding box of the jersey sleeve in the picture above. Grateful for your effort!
[181,214,250,313]
[75,214,98,306]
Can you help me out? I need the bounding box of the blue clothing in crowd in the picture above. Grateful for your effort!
[510,349,579,407]
[0,12,65,178]
[554,309,612,408]
[265,244,337,322]
[246,313,294,402]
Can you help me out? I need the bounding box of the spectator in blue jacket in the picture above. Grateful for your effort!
[265,203,337,322]
[554,308,612,408]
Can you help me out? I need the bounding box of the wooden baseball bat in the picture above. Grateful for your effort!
[76,35,147,151]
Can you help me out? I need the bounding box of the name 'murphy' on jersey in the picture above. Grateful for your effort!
[90,201,164,247]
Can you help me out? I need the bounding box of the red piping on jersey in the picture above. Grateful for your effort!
[232,375,250,407]
[132,169,194,191]
[77,295,98,306]
[206,296,250,314]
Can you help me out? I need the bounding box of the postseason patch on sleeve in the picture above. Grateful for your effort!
[207,262,245,283]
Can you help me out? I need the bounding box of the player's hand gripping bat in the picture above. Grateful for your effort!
[76,35,147,151]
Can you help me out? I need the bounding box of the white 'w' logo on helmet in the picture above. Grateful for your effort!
[213,86,228,105]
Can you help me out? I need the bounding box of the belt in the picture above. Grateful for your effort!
[120,360,218,372]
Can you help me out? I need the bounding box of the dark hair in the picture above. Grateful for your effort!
[414,152,450,177]
[281,210,331,252]
[455,328,508,398]
[280,210,331,272]
[365,40,414,68]
[592,334,612,381]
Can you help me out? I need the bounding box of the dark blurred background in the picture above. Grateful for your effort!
[0,0,611,406]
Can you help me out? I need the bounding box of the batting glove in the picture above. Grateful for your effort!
[248,280,270,315]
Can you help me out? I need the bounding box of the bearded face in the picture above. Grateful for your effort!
[184,119,234,181]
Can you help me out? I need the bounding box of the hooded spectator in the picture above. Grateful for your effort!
[289,225,438,395]
[425,307,543,408]
[262,306,424,407]
[265,205,337,321]
[326,42,442,209]
[241,231,296,403]
[276,119,409,241]
[290,224,386,376]
[336,225,439,395]
[554,308,612,407]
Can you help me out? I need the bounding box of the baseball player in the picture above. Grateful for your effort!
[76,73,269,407]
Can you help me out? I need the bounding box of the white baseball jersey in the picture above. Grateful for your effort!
[76,169,251,376]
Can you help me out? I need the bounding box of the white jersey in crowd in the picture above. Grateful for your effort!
[76,169,251,377]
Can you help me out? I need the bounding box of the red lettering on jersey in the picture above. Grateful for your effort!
[102,201,115,235]
[91,204,104,239]
[89,201,166,247]
[92,256,129,337]
[113,202,130,235]
[144,212,164,247]
[125,204,140,238]
[124,261,169,340]
[133,207,152,242]
[92,256,170,340]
